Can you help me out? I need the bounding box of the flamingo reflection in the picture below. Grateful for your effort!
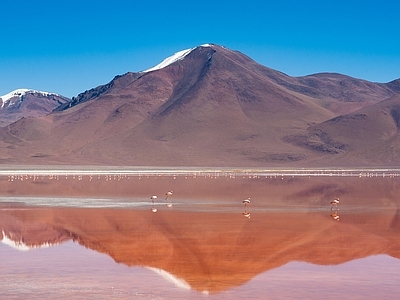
[331,212,340,221]
[151,195,158,212]
[242,211,251,218]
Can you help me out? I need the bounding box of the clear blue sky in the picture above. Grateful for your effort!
[1,0,399,98]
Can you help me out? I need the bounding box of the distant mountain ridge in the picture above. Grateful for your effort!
[0,89,71,126]
[1,44,400,167]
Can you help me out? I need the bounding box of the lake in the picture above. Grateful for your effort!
[1,168,400,299]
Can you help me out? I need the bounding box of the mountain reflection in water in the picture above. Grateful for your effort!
[1,173,400,298]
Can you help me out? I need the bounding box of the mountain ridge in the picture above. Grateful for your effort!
[1,44,400,167]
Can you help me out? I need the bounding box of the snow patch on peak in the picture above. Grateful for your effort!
[1,89,30,102]
[142,44,217,73]
[1,88,58,101]
[0,88,59,108]
[143,48,195,73]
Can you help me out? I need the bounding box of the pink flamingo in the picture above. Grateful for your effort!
[151,195,158,212]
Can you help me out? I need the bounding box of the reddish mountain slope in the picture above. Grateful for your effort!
[286,94,400,166]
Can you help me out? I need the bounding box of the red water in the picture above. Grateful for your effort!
[1,174,400,299]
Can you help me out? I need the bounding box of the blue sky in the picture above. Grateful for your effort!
[1,0,399,98]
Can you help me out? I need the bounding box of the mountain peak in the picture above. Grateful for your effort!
[143,44,215,73]
[0,88,60,108]
[0,88,71,126]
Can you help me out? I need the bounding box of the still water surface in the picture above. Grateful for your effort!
[1,170,400,299]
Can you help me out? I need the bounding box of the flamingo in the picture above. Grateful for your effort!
[242,198,251,209]
[242,198,251,218]
[165,191,173,208]
[330,198,339,210]
[151,195,158,212]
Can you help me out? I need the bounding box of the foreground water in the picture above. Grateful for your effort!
[1,169,400,299]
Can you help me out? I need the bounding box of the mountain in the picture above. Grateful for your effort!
[286,94,400,166]
[1,44,400,167]
[0,89,71,126]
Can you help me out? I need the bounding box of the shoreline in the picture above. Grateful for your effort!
[0,165,399,177]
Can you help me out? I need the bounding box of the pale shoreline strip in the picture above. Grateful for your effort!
[0,166,399,178]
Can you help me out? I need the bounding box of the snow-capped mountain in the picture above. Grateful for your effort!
[1,89,58,108]
[0,88,71,126]
[143,44,213,72]
[144,48,194,72]
[1,44,400,167]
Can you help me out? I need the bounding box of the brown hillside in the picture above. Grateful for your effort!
[287,94,400,166]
